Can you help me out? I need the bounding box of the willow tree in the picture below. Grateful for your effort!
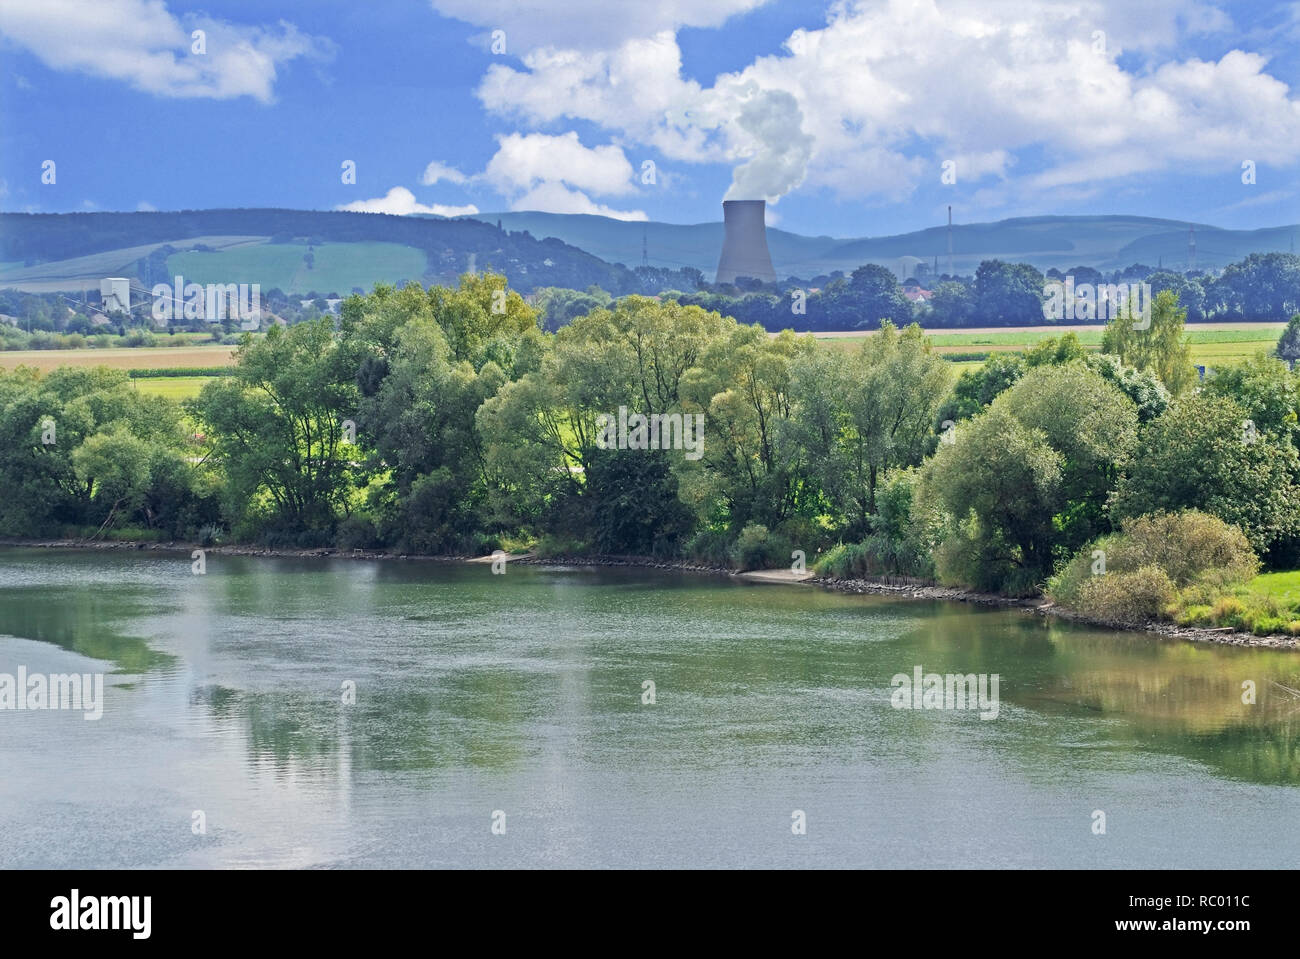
[1101,288,1197,395]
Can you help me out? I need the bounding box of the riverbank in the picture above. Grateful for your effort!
[3,538,1297,650]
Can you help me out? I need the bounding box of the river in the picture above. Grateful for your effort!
[1,548,1297,868]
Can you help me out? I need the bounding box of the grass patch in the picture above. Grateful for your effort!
[132,376,216,400]
[166,241,427,294]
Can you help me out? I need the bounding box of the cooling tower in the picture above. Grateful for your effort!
[716,199,776,285]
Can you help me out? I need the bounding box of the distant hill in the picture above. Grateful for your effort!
[1,209,1295,296]
[0,209,651,295]
[468,211,1300,278]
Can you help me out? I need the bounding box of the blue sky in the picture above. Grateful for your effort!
[1,0,1298,237]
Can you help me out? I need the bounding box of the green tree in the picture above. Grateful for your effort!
[1201,353,1300,445]
[191,318,358,539]
[1275,314,1300,365]
[974,260,1046,325]
[920,363,1138,591]
[791,322,953,537]
[1101,288,1197,395]
[1112,393,1300,557]
[920,406,1062,594]
[846,263,912,329]
[926,280,975,327]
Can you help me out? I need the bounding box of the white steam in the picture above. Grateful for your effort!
[722,87,813,202]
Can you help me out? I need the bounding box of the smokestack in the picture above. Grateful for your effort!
[947,205,953,278]
[716,200,776,285]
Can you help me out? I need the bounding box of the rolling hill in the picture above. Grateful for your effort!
[469,211,1300,278]
[0,209,648,296]
[0,209,1295,297]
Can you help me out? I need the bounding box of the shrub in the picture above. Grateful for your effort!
[1073,566,1176,623]
[814,542,869,578]
[1176,604,1213,627]
[684,528,732,567]
[533,533,587,558]
[728,523,793,571]
[1049,510,1257,607]
[336,514,381,550]
[1251,616,1289,637]
[1209,595,1246,628]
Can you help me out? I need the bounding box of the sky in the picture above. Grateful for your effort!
[0,0,1298,237]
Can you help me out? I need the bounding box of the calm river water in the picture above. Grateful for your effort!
[1,548,1297,868]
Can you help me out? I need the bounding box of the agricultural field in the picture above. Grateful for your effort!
[0,345,235,372]
[0,236,265,293]
[132,375,216,400]
[167,241,428,294]
[809,322,1287,369]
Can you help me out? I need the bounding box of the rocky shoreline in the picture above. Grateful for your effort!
[2,538,1297,650]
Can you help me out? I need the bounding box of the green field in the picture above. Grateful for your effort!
[166,241,428,294]
[0,236,265,293]
[1249,571,1300,608]
[132,375,215,400]
[814,325,1286,368]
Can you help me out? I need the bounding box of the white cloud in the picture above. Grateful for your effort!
[137,201,157,212]
[472,0,1300,209]
[337,187,479,217]
[476,131,648,219]
[0,0,330,102]
[421,161,469,186]
[483,132,637,195]
[511,181,647,220]
[428,0,768,51]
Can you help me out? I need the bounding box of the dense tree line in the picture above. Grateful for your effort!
[3,273,1300,606]
[655,252,1300,331]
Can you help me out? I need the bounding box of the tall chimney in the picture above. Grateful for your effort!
[716,199,776,285]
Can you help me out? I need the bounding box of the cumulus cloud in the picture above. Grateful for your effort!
[428,0,767,51]
[337,187,479,217]
[0,0,330,102]
[478,131,647,218]
[136,201,157,212]
[472,0,1300,209]
[483,132,637,196]
[511,181,647,220]
[421,161,469,186]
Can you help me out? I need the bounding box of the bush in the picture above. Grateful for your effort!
[336,514,381,550]
[1049,510,1257,607]
[1210,595,1246,626]
[1073,566,1177,623]
[684,528,733,567]
[728,523,793,571]
[1251,616,1289,637]
[533,533,587,558]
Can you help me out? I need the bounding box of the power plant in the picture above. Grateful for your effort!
[715,199,776,285]
[99,277,131,315]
